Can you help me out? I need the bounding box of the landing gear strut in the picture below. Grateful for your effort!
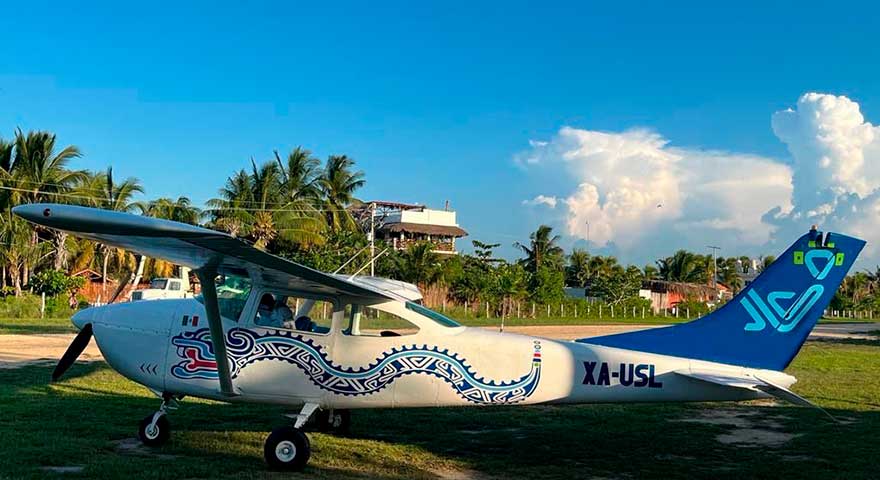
[138,394,177,447]
[264,403,318,471]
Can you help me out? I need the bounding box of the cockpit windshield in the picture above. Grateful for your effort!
[149,279,168,290]
[195,272,252,322]
[405,302,461,328]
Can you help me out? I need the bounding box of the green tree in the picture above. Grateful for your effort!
[94,167,143,297]
[515,225,564,274]
[566,248,591,287]
[207,159,324,250]
[529,266,565,304]
[8,129,84,271]
[656,250,709,283]
[132,197,202,285]
[319,154,365,231]
[590,265,643,304]
[393,242,442,288]
[491,263,528,316]
[29,269,84,297]
[275,147,321,202]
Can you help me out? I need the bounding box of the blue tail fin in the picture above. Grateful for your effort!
[579,229,865,370]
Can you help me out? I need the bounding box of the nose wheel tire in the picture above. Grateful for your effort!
[138,413,170,447]
[264,426,310,471]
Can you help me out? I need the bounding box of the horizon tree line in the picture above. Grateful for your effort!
[1,127,873,313]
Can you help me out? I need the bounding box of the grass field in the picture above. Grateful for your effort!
[0,338,878,479]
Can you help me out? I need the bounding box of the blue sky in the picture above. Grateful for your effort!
[2,1,879,264]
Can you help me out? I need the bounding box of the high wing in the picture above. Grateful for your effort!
[12,203,394,303]
[14,203,403,397]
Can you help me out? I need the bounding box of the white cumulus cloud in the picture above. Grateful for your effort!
[522,195,558,208]
[523,127,791,254]
[520,92,880,264]
[767,93,880,257]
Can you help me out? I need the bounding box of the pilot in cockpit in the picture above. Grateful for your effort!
[254,293,294,328]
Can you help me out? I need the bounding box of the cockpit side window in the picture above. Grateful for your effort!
[251,292,333,335]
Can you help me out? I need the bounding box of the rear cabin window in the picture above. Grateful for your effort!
[344,305,419,337]
[406,302,461,328]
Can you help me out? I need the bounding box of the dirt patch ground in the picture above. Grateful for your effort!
[673,409,802,448]
[0,333,102,369]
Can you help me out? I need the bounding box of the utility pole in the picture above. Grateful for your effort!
[369,202,376,277]
[707,245,720,291]
[585,220,590,244]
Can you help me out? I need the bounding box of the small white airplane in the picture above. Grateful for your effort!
[13,204,864,471]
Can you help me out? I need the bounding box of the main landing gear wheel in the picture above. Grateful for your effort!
[264,426,310,471]
[315,409,351,434]
[138,413,170,447]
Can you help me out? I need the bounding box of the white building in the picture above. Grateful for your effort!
[369,201,468,254]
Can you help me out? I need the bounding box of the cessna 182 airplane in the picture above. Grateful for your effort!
[12,203,865,471]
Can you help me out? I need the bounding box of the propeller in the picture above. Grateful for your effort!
[108,270,132,304]
[52,323,93,382]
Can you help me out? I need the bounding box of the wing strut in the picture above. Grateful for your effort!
[196,268,237,396]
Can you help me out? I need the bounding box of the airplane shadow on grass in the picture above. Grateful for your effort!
[2,362,880,480]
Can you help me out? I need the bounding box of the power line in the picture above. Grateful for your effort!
[0,185,362,212]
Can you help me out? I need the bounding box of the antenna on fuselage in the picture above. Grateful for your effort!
[348,248,389,280]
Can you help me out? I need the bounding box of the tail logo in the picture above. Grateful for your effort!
[741,245,836,333]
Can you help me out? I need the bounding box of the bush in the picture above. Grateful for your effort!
[0,294,76,318]
[28,270,85,297]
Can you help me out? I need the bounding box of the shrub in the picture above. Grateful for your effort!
[28,270,85,297]
[0,294,76,318]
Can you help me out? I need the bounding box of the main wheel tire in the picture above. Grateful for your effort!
[315,409,351,434]
[138,413,170,447]
[264,426,310,471]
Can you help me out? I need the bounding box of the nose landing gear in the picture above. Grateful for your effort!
[138,394,178,447]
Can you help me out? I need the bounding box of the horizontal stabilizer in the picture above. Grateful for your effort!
[674,369,836,420]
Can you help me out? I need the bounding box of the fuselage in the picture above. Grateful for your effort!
[73,297,796,410]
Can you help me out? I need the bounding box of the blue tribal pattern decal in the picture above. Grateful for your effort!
[171,328,542,405]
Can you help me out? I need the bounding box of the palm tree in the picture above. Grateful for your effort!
[515,225,564,273]
[206,169,252,237]
[10,129,84,204]
[8,129,84,272]
[132,197,201,287]
[275,147,320,202]
[319,154,365,231]
[717,257,744,293]
[394,242,442,287]
[566,248,591,287]
[0,137,13,214]
[656,250,708,283]
[94,167,144,297]
[207,159,324,250]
